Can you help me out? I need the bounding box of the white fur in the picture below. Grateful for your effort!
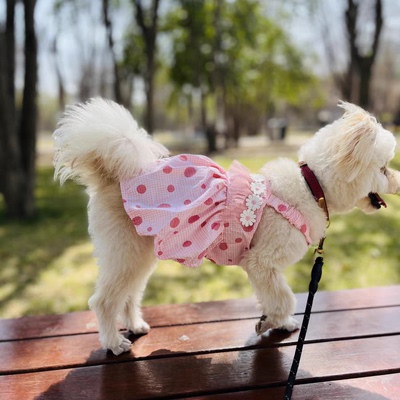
[53,98,400,355]
[53,98,169,187]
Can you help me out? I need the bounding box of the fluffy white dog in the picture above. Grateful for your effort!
[54,99,400,355]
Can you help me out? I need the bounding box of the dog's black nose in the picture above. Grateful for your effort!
[368,192,381,209]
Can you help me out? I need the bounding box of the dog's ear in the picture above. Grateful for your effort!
[331,101,378,182]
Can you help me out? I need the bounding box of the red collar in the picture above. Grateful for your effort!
[299,162,330,225]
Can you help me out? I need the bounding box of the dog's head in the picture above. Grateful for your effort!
[299,101,400,215]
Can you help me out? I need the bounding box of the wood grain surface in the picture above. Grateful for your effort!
[0,285,399,400]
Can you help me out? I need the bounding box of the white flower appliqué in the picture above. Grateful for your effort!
[250,174,265,182]
[250,180,266,195]
[240,174,266,227]
[246,194,262,210]
[240,209,256,227]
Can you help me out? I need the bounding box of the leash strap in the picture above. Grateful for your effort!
[283,163,328,399]
[284,252,324,399]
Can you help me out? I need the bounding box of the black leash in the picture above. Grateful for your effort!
[281,162,329,398]
[284,239,325,400]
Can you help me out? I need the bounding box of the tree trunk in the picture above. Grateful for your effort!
[358,0,382,109]
[358,58,373,109]
[200,89,207,129]
[0,29,24,212]
[344,0,382,109]
[200,89,217,154]
[344,0,358,103]
[51,37,66,112]
[0,0,38,219]
[205,124,218,155]
[145,56,155,134]
[17,0,38,218]
[0,0,26,218]
[133,0,160,134]
[102,0,123,104]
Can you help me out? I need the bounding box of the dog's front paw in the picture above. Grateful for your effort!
[255,315,300,336]
[255,315,273,336]
[108,335,132,356]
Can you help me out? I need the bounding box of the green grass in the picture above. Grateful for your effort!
[1,152,400,319]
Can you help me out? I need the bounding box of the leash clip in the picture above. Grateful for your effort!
[314,237,325,256]
[318,197,330,228]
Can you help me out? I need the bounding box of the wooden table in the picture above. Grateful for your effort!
[0,285,399,399]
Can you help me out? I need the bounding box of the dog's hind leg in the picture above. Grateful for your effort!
[87,187,156,355]
[120,259,157,335]
[89,238,155,355]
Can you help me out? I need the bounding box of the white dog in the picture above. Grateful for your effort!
[54,99,400,355]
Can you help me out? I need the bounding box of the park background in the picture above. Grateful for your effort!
[1,0,400,319]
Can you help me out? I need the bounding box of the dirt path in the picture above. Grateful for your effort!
[38,132,312,167]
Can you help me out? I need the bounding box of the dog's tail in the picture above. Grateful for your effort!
[53,98,169,187]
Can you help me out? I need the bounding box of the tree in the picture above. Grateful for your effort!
[50,35,66,112]
[344,0,382,109]
[168,0,318,149]
[223,1,318,144]
[102,0,123,105]
[316,0,383,109]
[167,0,217,152]
[102,0,142,110]
[0,0,38,219]
[133,0,161,134]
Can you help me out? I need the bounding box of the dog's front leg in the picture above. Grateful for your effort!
[242,209,312,336]
[244,261,299,336]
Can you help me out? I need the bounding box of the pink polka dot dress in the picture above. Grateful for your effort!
[121,154,311,267]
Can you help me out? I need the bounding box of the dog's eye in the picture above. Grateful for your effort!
[381,166,387,174]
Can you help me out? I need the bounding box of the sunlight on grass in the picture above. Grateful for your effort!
[145,259,253,306]
[3,242,97,318]
[1,148,400,318]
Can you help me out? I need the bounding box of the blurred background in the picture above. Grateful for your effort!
[1,0,400,319]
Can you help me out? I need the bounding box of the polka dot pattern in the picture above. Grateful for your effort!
[188,215,200,224]
[137,185,146,194]
[278,204,287,212]
[211,222,220,230]
[132,216,142,226]
[120,154,312,268]
[184,167,196,178]
[219,243,228,251]
[170,217,180,228]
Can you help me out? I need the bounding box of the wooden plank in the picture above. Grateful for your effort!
[1,306,399,374]
[0,311,98,342]
[186,373,400,400]
[0,336,399,400]
[1,285,399,341]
